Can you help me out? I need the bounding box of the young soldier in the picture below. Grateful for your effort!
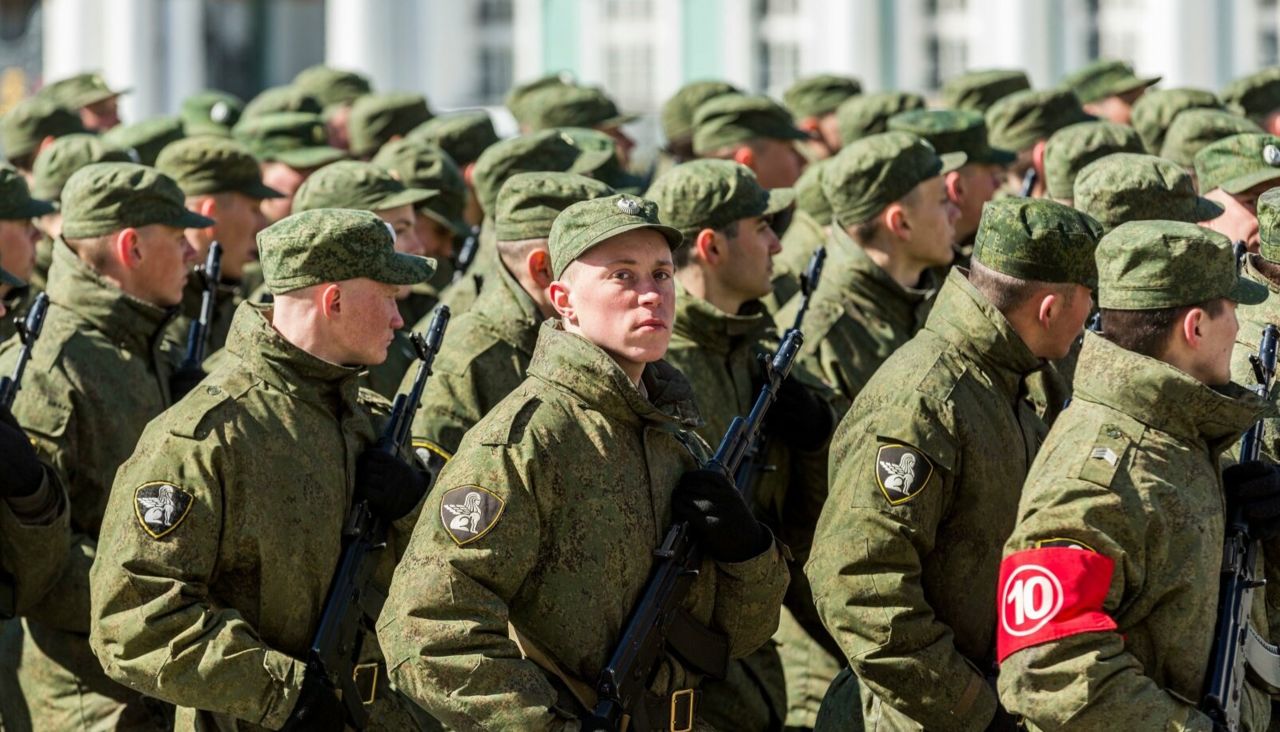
[693,93,810,188]
[985,89,1090,198]
[783,74,862,160]
[1060,59,1159,125]
[0,165,56,341]
[1194,132,1280,251]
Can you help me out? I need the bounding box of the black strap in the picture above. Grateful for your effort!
[666,608,729,680]
[0,568,14,620]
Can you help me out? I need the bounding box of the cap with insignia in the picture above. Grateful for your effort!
[693,93,811,155]
[794,158,833,225]
[1074,153,1222,232]
[0,164,55,221]
[40,72,129,109]
[1129,87,1221,154]
[1257,187,1280,264]
[1,97,85,161]
[347,93,434,158]
[1158,109,1262,168]
[1095,220,1266,309]
[1194,132,1280,195]
[556,127,643,193]
[180,90,245,138]
[1042,121,1144,200]
[1222,67,1280,124]
[471,129,613,215]
[647,158,794,243]
[156,136,283,200]
[292,160,434,214]
[887,108,1015,165]
[101,116,185,166]
[59,162,215,239]
[241,85,323,122]
[1062,59,1161,104]
[972,198,1102,288]
[549,193,682,279]
[495,171,614,242]
[505,72,575,127]
[257,207,435,294]
[292,65,373,109]
[661,80,739,146]
[986,89,1091,153]
[372,139,470,236]
[823,131,966,226]
[407,111,499,166]
[233,112,346,169]
[31,133,131,202]
[940,69,1030,112]
[836,92,926,145]
[520,85,637,132]
[783,74,862,119]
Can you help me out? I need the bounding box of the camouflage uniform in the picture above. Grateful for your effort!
[1223,67,1280,127]
[1159,109,1262,169]
[835,92,925,146]
[346,93,433,159]
[101,117,184,166]
[1129,88,1221,154]
[179,90,244,138]
[1073,152,1225,233]
[769,158,831,312]
[0,96,83,171]
[1041,121,1144,202]
[939,70,1029,113]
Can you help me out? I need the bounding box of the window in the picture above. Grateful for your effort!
[478,0,512,23]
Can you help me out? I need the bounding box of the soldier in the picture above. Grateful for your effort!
[835,91,925,146]
[504,72,574,133]
[0,97,84,177]
[558,127,643,193]
[240,85,323,121]
[1041,120,1144,205]
[347,93,433,160]
[1060,59,1160,125]
[1158,108,1261,172]
[809,197,1100,731]
[783,74,862,160]
[995,221,1275,730]
[985,89,1090,198]
[233,112,347,224]
[89,209,435,732]
[1073,152,1225,233]
[1128,87,1221,154]
[1234,188,1280,464]
[1223,66,1280,136]
[102,116,185,166]
[406,111,499,228]
[660,80,740,168]
[179,90,245,138]
[777,131,963,410]
[1194,132,1280,250]
[939,69,1029,113]
[0,165,55,341]
[292,64,373,151]
[693,93,810,189]
[40,72,127,132]
[0,162,210,730]
[520,85,639,168]
[766,157,831,312]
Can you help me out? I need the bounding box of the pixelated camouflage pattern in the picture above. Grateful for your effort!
[472,129,612,215]
[1223,67,1280,123]
[40,72,127,110]
[985,89,1090,153]
[1262,188,1280,263]
[407,110,499,166]
[555,127,644,193]
[232,112,346,169]
[783,74,862,118]
[372,138,471,236]
[647,159,792,242]
[0,472,69,616]
[887,108,1015,164]
[504,72,574,127]
[548,193,682,279]
[971,197,1102,288]
[940,69,1030,113]
[1042,121,1144,200]
[1129,87,1221,154]
[1061,59,1160,104]
[495,171,613,242]
[30,133,131,202]
[155,136,283,199]
[179,89,245,138]
[822,131,962,227]
[661,80,740,143]
[101,115,184,166]
[0,163,54,220]
[520,84,635,132]
[1194,132,1280,194]
[1073,152,1224,232]
[0,96,85,159]
[1158,108,1263,167]
[794,158,833,225]
[59,162,214,239]
[348,92,434,157]
[292,64,372,108]
[692,93,811,155]
[291,159,433,213]
[240,85,322,121]
[835,92,927,146]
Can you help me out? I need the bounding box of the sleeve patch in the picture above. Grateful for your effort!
[133,482,195,539]
[875,444,933,505]
[996,547,1117,663]
[439,485,505,546]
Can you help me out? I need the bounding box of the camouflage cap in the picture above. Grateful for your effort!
[972,198,1102,288]
[258,207,434,294]
[496,172,614,242]
[1129,87,1221,154]
[347,93,434,158]
[1195,133,1280,194]
[471,129,613,215]
[646,159,794,243]
[0,164,54,220]
[824,131,966,226]
[371,139,470,236]
[521,85,636,132]
[156,136,283,200]
[242,85,322,121]
[292,65,373,109]
[836,92,927,145]
[794,158,833,226]
[1074,153,1222,232]
[549,193,683,279]
[407,111,499,166]
[661,80,740,144]
[887,109,1014,165]
[1158,109,1262,168]
[1061,59,1160,104]
[292,160,433,214]
[31,133,131,202]
[101,116,185,166]
[1,97,85,160]
[1222,67,1280,123]
[41,72,129,109]
[60,162,215,239]
[180,90,245,138]
[693,94,810,155]
[556,127,643,193]
[505,72,575,127]
[1042,121,1144,200]
[986,89,1091,153]
[783,74,862,118]
[1257,188,1280,263]
[233,112,346,169]
[940,69,1030,113]
[1096,220,1266,309]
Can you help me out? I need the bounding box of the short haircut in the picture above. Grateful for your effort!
[968,260,1078,314]
[63,233,115,272]
[1100,298,1227,359]
[675,221,739,269]
[495,237,549,269]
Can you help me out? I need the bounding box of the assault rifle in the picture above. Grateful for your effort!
[0,292,50,410]
[178,241,222,372]
[307,305,450,729]
[1019,168,1037,198]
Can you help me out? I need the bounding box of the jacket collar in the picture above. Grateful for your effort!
[44,238,172,355]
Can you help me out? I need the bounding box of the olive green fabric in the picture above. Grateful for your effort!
[1,96,85,160]
[784,74,862,118]
[100,115,184,166]
[504,72,574,127]
[291,159,433,213]
[1194,132,1280,194]
[1223,67,1280,123]
[156,136,283,199]
[693,93,810,155]
[662,80,740,144]
[823,131,966,226]
[520,84,636,132]
[471,129,612,214]
[1129,87,1221,154]
[348,92,434,158]
[372,138,471,236]
[1073,153,1223,232]
[0,471,69,615]
[232,112,346,169]
[986,89,1090,153]
[548,193,682,278]
[179,90,244,138]
[1061,59,1160,104]
[1261,187,1280,263]
[940,69,1030,112]
[40,71,128,109]
[241,85,322,120]
[1158,108,1262,168]
[555,126,644,193]
[647,159,794,242]
[971,197,1102,288]
[0,163,54,220]
[794,157,833,225]
[494,171,613,242]
[291,64,373,108]
[60,162,214,239]
[836,92,926,145]
[1042,121,1144,200]
[30,133,130,202]
[887,108,1015,165]
[407,110,499,166]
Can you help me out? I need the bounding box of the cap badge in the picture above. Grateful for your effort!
[1264,144,1280,167]
[210,101,230,124]
[617,198,642,216]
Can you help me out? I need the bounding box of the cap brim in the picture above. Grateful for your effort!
[0,266,24,288]
[1221,167,1280,195]
[973,147,1017,165]
[1192,196,1226,222]
[11,198,56,218]
[273,146,347,169]
[940,151,969,174]
[378,253,437,286]
[1231,274,1270,305]
[376,187,435,211]
[763,187,796,217]
[241,180,285,200]
[600,114,640,128]
[174,209,217,229]
[418,204,472,238]
[1111,76,1162,97]
[81,88,128,107]
[570,148,619,177]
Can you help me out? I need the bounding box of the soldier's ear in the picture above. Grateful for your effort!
[527,248,553,288]
[548,279,574,321]
[944,171,965,205]
[113,228,140,268]
[694,228,720,264]
[463,163,477,187]
[1032,140,1048,176]
[732,145,755,170]
[882,202,909,239]
[318,283,342,318]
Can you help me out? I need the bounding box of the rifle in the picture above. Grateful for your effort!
[451,226,480,284]
[178,241,222,372]
[0,292,50,410]
[1202,324,1280,730]
[307,305,450,729]
[585,306,806,731]
[1019,168,1037,198]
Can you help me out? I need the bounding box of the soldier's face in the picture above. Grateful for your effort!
[80,96,121,132]
[900,176,959,268]
[209,192,268,280]
[1042,284,1095,360]
[752,139,806,189]
[131,224,196,307]
[1202,183,1269,251]
[1195,300,1240,386]
[720,215,781,302]
[0,218,39,281]
[329,278,404,365]
[413,212,455,260]
[951,164,1004,240]
[260,163,311,223]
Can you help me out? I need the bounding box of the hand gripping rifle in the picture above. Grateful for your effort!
[1203,323,1280,730]
[307,305,450,729]
[0,292,50,410]
[178,241,222,372]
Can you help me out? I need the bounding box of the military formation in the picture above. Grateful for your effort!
[3,55,1280,732]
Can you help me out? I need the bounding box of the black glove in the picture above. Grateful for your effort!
[0,405,42,499]
[671,468,769,563]
[354,449,428,522]
[1224,460,1280,541]
[281,666,344,732]
[169,366,206,400]
[763,376,834,452]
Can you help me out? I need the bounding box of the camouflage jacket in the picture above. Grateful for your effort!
[162,270,243,362]
[763,209,825,314]
[435,218,497,317]
[1231,254,1280,463]
[0,472,70,616]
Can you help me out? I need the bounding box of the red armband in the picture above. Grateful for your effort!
[996,546,1118,663]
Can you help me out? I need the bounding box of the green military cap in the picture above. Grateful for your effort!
[156,136,283,200]
[661,80,739,145]
[258,207,435,294]
[60,162,215,239]
[823,131,966,226]
[505,72,575,127]
[940,69,1030,113]
[31,133,131,202]
[693,93,809,155]
[646,159,794,243]
[101,116,185,166]
[0,164,54,220]
[407,111,499,166]
[548,193,682,278]
[794,158,833,225]
[1158,109,1262,168]
[233,112,346,169]
[1043,121,1144,200]
[556,127,643,193]
[371,139,470,236]
[1096,220,1265,309]
[348,93,433,158]
[292,160,433,214]
[887,109,1014,165]
[242,85,322,120]
[180,90,245,138]
[1222,67,1280,123]
[972,197,1102,288]
[472,129,613,215]
[292,65,373,109]
[836,92,926,145]
[496,171,614,242]
[1074,153,1223,232]
[1257,188,1280,263]
[783,74,862,118]
[1129,87,1220,154]
[521,85,636,133]
[41,72,129,109]
[986,89,1090,153]
[1195,132,1280,194]
[1,97,84,160]
[1062,59,1160,104]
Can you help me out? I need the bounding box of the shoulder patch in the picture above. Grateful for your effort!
[876,443,934,505]
[439,485,505,546]
[133,482,195,539]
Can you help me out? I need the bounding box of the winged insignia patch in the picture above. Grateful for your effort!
[133,482,194,539]
[439,485,505,546]
[875,444,933,505]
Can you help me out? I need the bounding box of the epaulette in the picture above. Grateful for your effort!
[1074,412,1145,488]
[169,369,256,439]
[475,391,543,447]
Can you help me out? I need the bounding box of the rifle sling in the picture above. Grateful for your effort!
[509,623,599,711]
[666,607,730,680]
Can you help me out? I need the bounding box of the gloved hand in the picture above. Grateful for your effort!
[281,666,344,732]
[763,376,835,452]
[0,405,42,499]
[354,449,428,522]
[671,468,769,563]
[1224,460,1280,540]
[169,366,206,400]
